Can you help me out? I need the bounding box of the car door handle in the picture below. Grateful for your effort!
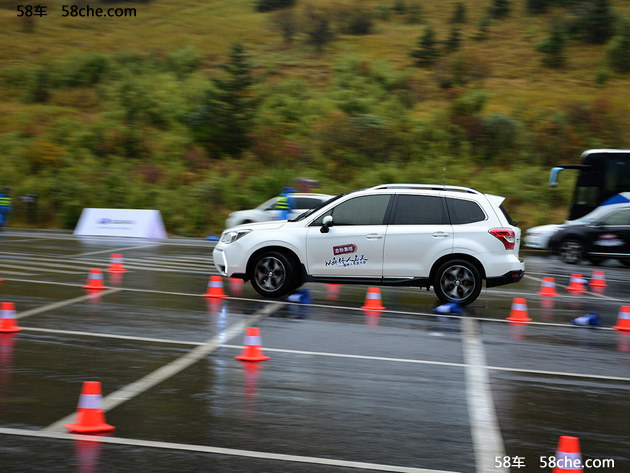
[432,232,450,238]
[366,233,384,240]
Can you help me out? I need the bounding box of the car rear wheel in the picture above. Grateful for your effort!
[558,239,584,264]
[249,251,296,298]
[433,259,482,306]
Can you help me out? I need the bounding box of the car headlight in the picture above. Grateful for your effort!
[220,229,251,244]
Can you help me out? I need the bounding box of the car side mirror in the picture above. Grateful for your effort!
[320,215,333,233]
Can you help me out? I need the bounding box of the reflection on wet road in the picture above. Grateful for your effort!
[0,231,628,472]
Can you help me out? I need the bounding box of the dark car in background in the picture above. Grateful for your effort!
[549,205,630,265]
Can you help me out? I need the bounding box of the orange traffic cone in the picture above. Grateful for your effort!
[65,381,115,433]
[507,297,531,323]
[235,327,270,361]
[83,269,107,291]
[552,435,583,472]
[613,306,630,332]
[589,270,607,288]
[204,276,228,298]
[537,277,558,297]
[327,283,341,301]
[106,253,127,273]
[361,287,385,310]
[229,277,243,296]
[567,274,587,294]
[0,302,22,333]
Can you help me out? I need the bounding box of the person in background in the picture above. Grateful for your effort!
[0,187,12,230]
[276,186,295,220]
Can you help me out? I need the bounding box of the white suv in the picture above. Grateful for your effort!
[213,184,524,305]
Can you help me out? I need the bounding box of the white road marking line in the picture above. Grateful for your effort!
[16,288,123,320]
[461,317,507,473]
[0,427,459,473]
[21,327,630,383]
[70,244,160,258]
[44,302,283,433]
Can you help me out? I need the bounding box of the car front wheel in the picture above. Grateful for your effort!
[249,251,297,298]
[433,259,482,306]
[558,239,584,264]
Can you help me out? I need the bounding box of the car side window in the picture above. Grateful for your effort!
[312,195,390,226]
[294,197,322,209]
[446,198,486,224]
[390,195,448,225]
[599,209,630,226]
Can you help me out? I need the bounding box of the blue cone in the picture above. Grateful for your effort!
[286,289,312,304]
[571,310,602,326]
[433,301,462,316]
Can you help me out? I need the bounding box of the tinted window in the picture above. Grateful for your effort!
[446,198,486,224]
[391,195,447,225]
[599,209,630,226]
[294,197,323,209]
[313,195,390,226]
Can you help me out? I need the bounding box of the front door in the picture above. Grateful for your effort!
[306,195,391,278]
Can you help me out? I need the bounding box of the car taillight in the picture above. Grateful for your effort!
[489,228,515,250]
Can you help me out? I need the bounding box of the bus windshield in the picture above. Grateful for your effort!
[550,150,630,220]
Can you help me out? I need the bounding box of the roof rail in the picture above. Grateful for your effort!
[369,184,481,194]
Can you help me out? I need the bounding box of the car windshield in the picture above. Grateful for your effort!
[289,194,345,222]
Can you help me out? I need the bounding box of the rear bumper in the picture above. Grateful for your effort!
[486,269,524,288]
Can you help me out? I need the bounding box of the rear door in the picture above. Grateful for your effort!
[590,208,630,258]
[382,194,452,278]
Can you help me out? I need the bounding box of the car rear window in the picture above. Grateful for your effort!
[391,195,448,225]
[446,198,486,224]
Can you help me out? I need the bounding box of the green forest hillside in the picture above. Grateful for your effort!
[1,0,630,234]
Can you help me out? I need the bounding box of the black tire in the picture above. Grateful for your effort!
[558,239,584,264]
[433,259,482,306]
[249,250,297,298]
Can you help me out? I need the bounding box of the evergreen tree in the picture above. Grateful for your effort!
[410,26,441,67]
[488,0,510,19]
[445,26,462,52]
[451,2,467,23]
[536,20,566,68]
[581,0,615,45]
[608,19,630,72]
[187,43,257,157]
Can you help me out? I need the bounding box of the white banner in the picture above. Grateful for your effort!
[73,209,167,239]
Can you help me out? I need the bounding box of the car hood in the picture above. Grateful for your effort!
[225,221,287,232]
[526,224,561,234]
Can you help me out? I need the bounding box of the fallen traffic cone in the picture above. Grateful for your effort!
[567,274,587,294]
[552,435,583,472]
[433,301,462,315]
[287,289,312,304]
[65,381,115,434]
[571,310,602,327]
[106,253,126,273]
[235,327,270,361]
[204,276,228,298]
[589,270,607,288]
[361,287,385,311]
[537,277,558,297]
[506,297,531,323]
[0,302,22,333]
[83,269,107,291]
[613,305,630,332]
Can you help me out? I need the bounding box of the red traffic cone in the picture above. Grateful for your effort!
[361,287,385,310]
[83,269,107,291]
[204,276,228,298]
[589,270,607,288]
[326,283,341,301]
[0,302,22,333]
[106,253,127,273]
[65,381,115,433]
[613,306,630,332]
[552,435,583,472]
[235,327,270,362]
[507,297,531,323]
[537,277,558,297]
[229,277,243,296]
[567,274,587,294]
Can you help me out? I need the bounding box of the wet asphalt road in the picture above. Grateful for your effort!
[0,230,629,473]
